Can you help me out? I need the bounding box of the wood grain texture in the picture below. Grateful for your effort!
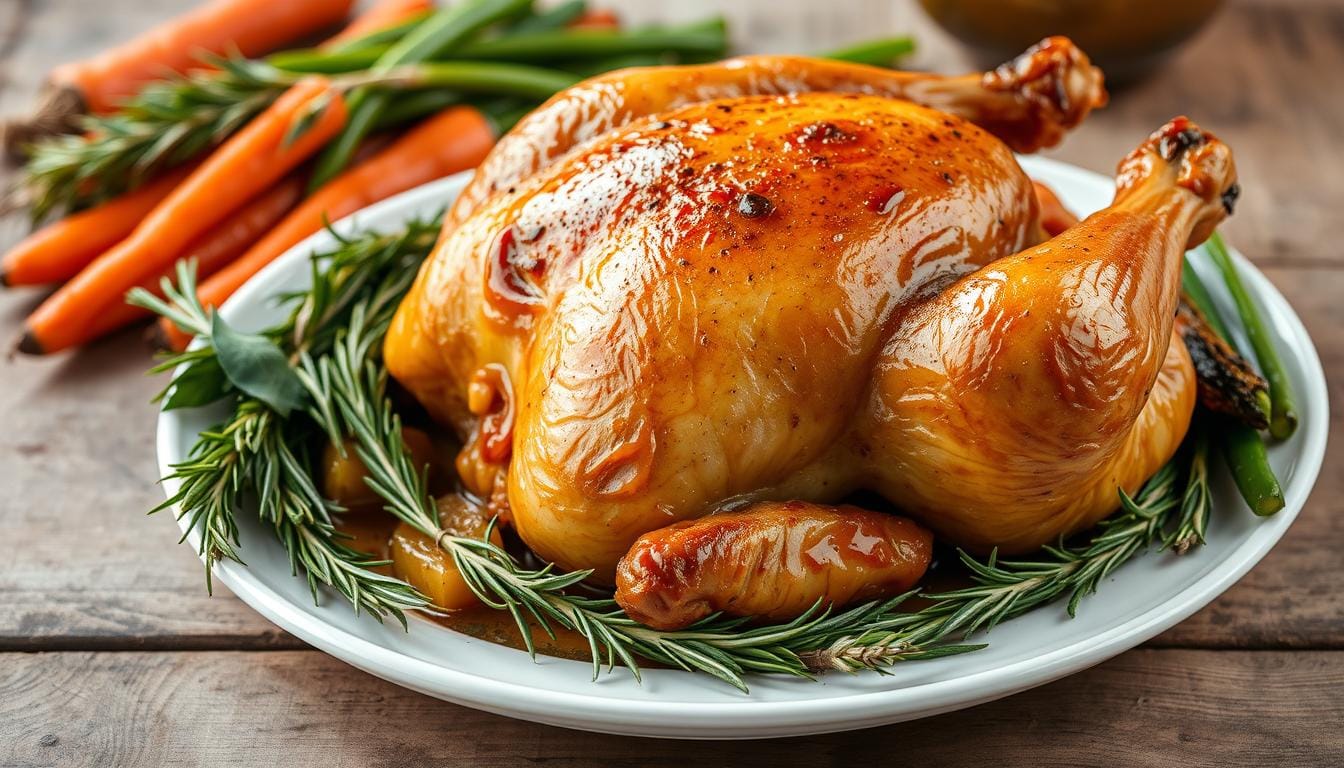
[2,649,1343,766]
[0,0,1340,759]
[1040,2,1344,269]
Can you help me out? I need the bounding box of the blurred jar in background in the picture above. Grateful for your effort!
[920,0,1223,84]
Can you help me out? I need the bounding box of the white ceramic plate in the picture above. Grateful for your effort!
[157,158,1328,739]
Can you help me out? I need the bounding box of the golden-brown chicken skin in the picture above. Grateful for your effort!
[614,501,933,630]
[385,42,1234,594]
[389,90,1047,577]
[857,117,1228,552]
[450,37,1106,227]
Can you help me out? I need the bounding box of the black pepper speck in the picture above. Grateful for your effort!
[738,192,774,218]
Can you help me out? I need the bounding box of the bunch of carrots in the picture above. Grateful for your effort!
[2,0,812,355]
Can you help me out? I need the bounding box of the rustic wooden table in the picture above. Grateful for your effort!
[1,0,1340,764]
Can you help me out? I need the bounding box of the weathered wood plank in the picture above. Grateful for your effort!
[1041,1,1344,269]
[1,649,1341,765]
[0,320,302,650]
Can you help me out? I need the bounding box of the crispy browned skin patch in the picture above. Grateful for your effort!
[615,502,932,630]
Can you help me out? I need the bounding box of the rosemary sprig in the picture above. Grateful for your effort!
[22,58,293,220]
[832,465,1182,655]
[14,57,573,220]
[1168,422,1212,554]
[132,216,441,621]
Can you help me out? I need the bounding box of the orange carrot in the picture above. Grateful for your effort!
[568,9,621,30]
[20,77,348,355]
[321,0,434,49]
[88,176,306,344]
[1,165,196,287]
[166,105,495,351]
[50,0,354,114]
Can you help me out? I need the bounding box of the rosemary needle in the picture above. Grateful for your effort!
[22,58,292,221]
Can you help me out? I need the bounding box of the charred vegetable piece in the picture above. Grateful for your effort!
[1175,298,1270,429]
[1181,261,1286,517]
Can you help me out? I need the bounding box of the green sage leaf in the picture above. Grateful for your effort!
[210,314,308,417]
[162,357,232,410]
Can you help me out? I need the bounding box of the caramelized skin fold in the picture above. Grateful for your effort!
[614,502,932,630]
[385,40,1237,625]
[859,117,1233,552]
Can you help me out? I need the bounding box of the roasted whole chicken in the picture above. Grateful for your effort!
[384,38,1239,630]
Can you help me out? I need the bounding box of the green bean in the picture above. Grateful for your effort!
[1182,259,1285,516]
[356,61,579,100]
[1221,418,1286,516]
[268,47,382,74]
[1205,232,1298,439]
[452,19,728,62]
[819,36,915,66]
[267,13,435,73]
[1182,258,1233,338]
[310,0,533,191]
[506,0,587,34]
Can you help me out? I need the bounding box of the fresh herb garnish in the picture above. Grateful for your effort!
[129,215,441,619]
[210,312,308,417]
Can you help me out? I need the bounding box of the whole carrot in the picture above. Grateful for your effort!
[1,165,195,287]
[86,176,306,344]
[51,0,355,115]
[18,77,348,355]
[322,0,436,50]
[161,105,495,351]
[2,0,355,159]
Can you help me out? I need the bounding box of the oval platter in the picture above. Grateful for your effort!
[157,157,1329,739]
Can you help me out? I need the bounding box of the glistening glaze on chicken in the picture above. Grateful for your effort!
[384,41,1237,626]
[448,36,1107,225]
[615,502,933,630]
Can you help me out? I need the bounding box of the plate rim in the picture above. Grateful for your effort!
[155,160,1330,739]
